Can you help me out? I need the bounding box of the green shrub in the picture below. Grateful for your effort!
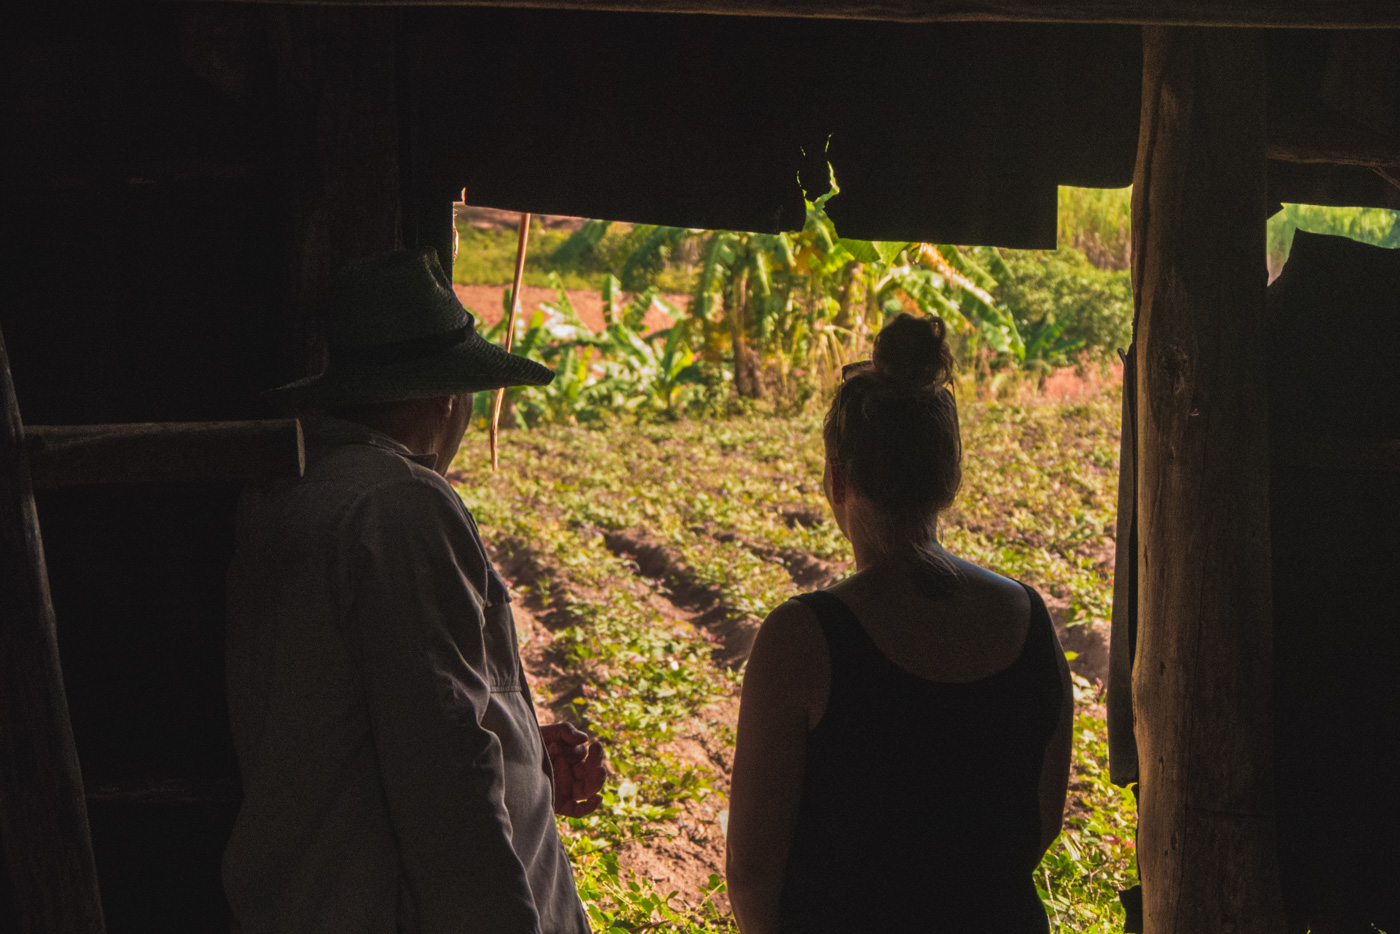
[991,248,1132,371]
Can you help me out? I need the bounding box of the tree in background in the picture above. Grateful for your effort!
[549,187,1025,407]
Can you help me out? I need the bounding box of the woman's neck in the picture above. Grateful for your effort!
[845,522,949,581]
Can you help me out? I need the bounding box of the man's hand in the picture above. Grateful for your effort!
[540,722,606,818]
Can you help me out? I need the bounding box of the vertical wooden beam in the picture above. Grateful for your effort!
[269,6,403,383]
[1131,26,1283,934]
[0,327,105,934]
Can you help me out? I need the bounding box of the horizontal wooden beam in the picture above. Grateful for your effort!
[1272,434,1400,473]
[85,779,240,804]
[1269,115,1400,169]
[26,420,305,489]
[181,0,1400,28]
[16,160,258,194]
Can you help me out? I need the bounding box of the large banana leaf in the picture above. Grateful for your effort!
[600,274,623,325]
[691,233,735,322]
[936,244,998,292]
[618,225,690,291]
[884,268,966,328]
[623,287,659,331]
[550,219,613,269]
[836,239,911,266]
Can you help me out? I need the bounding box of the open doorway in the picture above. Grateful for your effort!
[447,187,1139,930]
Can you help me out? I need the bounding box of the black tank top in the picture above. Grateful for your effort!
[777,584,1062,934]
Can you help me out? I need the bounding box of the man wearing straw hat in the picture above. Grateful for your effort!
[224,247,600,934]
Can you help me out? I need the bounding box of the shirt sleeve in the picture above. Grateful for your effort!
[340,476,541,934]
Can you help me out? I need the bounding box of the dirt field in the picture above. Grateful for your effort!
[453,283,682,334]
[447,377,1137,930]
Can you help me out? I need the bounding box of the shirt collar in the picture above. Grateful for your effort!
[309,416,441,469]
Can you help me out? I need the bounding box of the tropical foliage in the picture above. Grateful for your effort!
[989,249,1133,373]
[477,189,1055,424]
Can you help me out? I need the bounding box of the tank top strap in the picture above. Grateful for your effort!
[792,590,881,678]
[1014,580,1066,740]
[1014,582,1055,656]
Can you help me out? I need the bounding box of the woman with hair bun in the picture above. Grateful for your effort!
[726,313,1073,934]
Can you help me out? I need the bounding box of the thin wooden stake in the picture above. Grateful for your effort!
[0,324,107,934]
[490,212,531,471]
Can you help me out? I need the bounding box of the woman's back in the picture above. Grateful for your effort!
[724,314,1072,934]
[775,568,1065,934]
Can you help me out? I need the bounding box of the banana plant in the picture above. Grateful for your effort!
[528,187,1030,414]
[472,276,708,424]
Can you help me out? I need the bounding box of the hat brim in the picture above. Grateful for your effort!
[264,330,555,410]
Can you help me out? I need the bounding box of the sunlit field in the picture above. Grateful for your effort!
[449,374,1136,933]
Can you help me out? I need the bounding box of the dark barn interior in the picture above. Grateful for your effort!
[3,3,1399,934]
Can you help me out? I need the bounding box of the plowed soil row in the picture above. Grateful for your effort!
[487,534,738,909]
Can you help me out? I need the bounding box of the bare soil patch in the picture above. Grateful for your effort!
[618,694,738,913]
[601,527,760,667]
[1040,592,1110,686]
[488,529,740,911]
[453,283,683,335]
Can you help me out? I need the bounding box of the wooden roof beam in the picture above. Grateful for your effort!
[1269,112,1400,169]
[189,0,1400,29]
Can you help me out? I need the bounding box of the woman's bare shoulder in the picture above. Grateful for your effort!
[742,597,830,715]
[751,597,826,663]
[948,557,1032,614]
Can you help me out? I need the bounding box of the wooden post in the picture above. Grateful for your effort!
[0,329,106,934]
[1131,26,1284,934]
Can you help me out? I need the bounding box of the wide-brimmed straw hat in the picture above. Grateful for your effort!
[265,247,554,410]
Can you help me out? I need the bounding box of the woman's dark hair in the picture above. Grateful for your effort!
[823,313,962,594]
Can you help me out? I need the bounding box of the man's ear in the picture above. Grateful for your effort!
[828,460,848,506]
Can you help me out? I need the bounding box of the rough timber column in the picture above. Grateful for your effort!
[1130,27,1284,934]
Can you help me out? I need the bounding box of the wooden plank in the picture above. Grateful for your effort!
[175,0,1400,28]
[1270,434,1400,473]
[1269,112,1400,169]
[1106,345,1138,787]
[271,6,403,384]
[0,329,106,933]
[1131,26,1284,934]
[26,420,305,489]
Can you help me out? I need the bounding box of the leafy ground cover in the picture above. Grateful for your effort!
[448,374,1136,933]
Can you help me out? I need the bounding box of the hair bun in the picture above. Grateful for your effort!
[871,313,953,390]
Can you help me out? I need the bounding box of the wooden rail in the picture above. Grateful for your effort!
[26,420,305,489]
[1272,435,1400,473]
[179,0,1400,28]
